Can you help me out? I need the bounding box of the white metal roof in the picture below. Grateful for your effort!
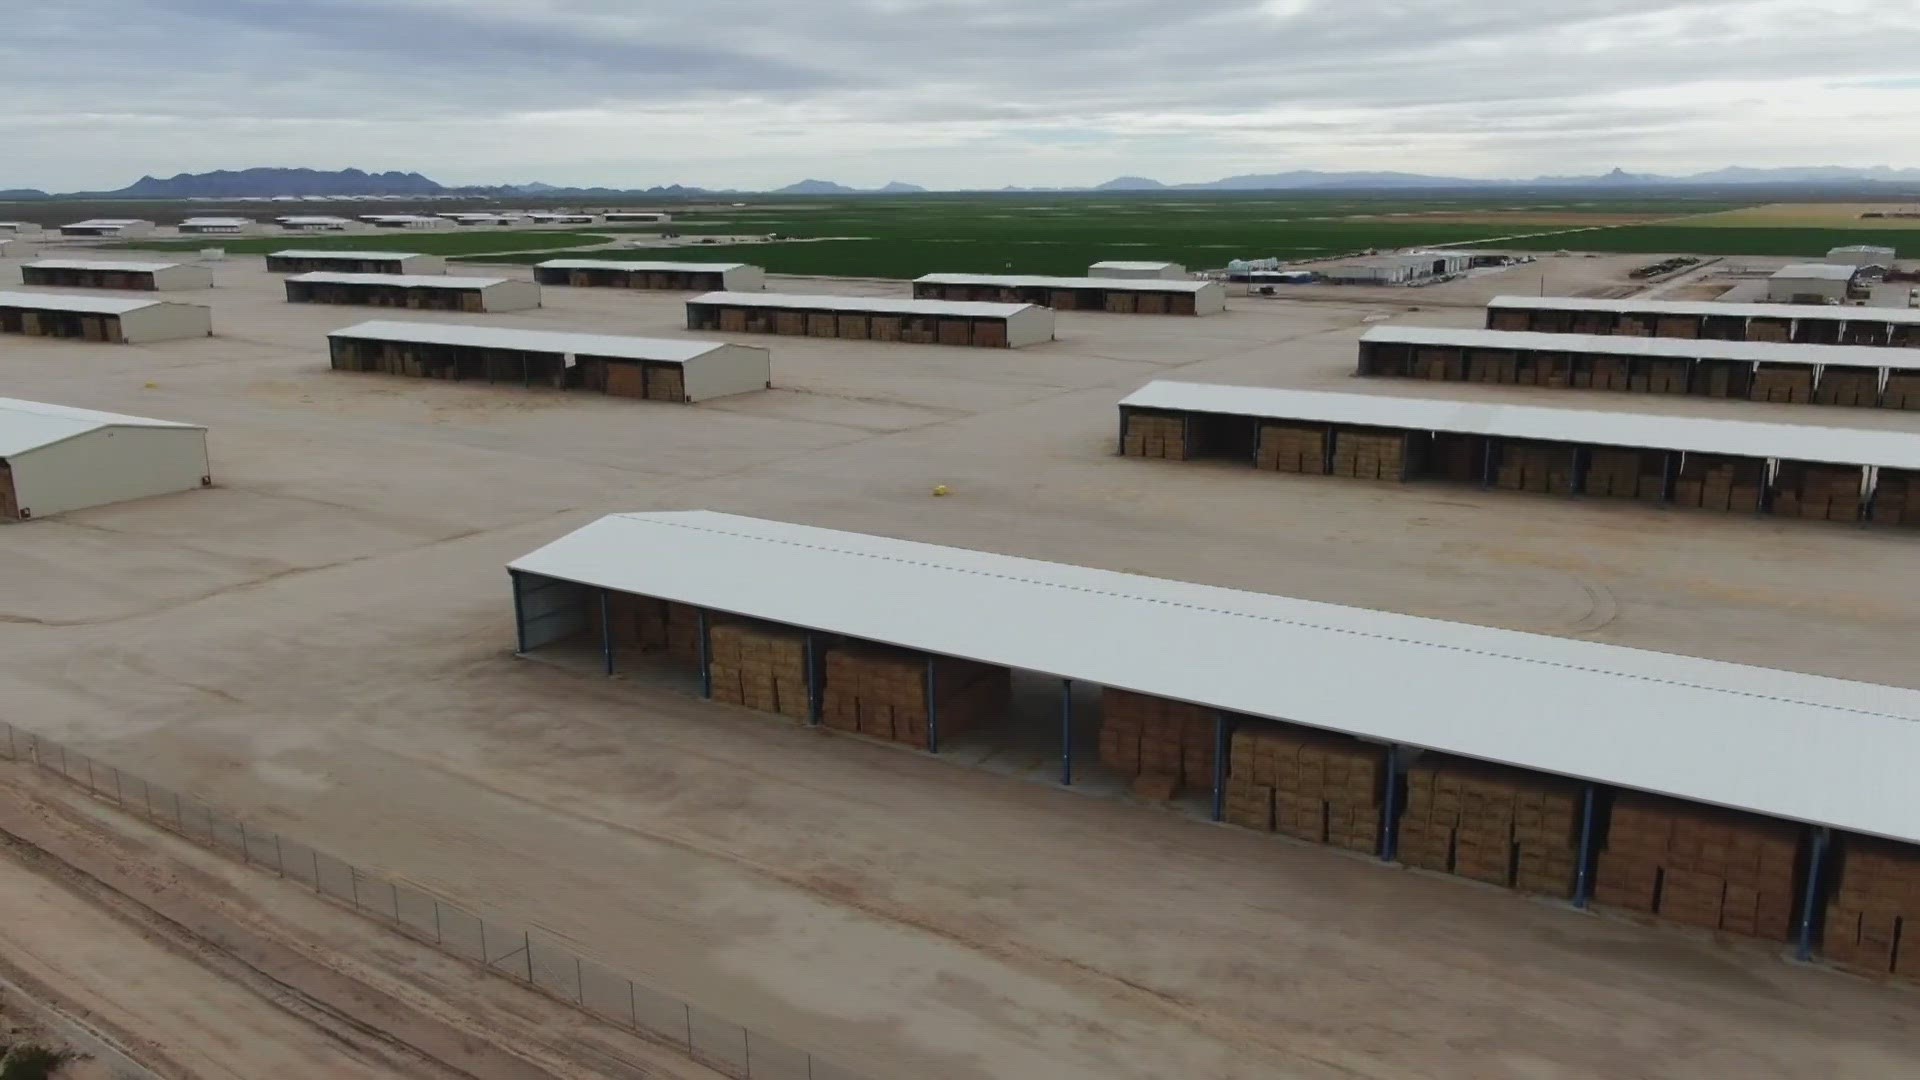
[1090,261,1180,270]
[1488,294,1920,326]
[276,216,354,224]
[1773,264,1859,282]
[1362,324,1920,372]
[689,291,1040,319]
[62,219,145,228]
[0,290,167,314]
[509,510,1920,844]
[179,217,252,226]
[0,397,200,457]
[26,259,184,273]
[915,273,1213,294]
[1121,381,1920,471]
[268,250,428,261]
[1831,245,1895,254]
[327,320,731,363]
[288,272,508,288]
[359,214,440,222]
[538,259,750,273]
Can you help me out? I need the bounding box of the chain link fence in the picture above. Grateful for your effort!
[0,722,869,1080]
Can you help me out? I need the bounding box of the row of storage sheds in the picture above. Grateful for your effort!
[327,320,770,402]
[1358,325,1920,409]
[275,215,356,231]
[1487,295,1920,347]
[359,214,451,229]
[533,260,765,292]
[264,250,445,275]
[0,398,209,521]
[286,273,540,313]
[1117,381,1920,525]
[58,218,153,238]
[686,291,1055,349]
[911,273,1226,315]
[0,291,212,344]
[178,217,259,235]
[506,511,1920,970]
[0,222,43,235]
[22,259,213,293]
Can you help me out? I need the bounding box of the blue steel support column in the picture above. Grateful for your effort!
[1378,744,1400,861]
[697,609,712,699]
[1796,826,1830,962]
[805,633,822,726]
[1059,679,1074,786]
[599,589,614,676]
[1573,784,1597,908]
[1210,713,1229,823]
[926,658,940,755]
[509,571,529,655]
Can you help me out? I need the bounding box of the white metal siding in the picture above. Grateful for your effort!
[398,255,447,274]
[723,266,767,291]
[1192,281,1228,315]
[1005,306,1057,347]
[480,280,543,312]
[151,264,215,291]
[682,344,771,402]
[117,303,213,343]
[8,426,208,519]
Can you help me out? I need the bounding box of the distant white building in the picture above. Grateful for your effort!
[603,211,672,224]
[1089,260,1187,280]
[1768,263,1861,304]
[1827,244,1896,268]
[0,222,43,235]
[276,215,357,232]
[1319,251,1471,286]
[525,211,599,225]
[178,216,258,235]
[359,214,452,230]
[59,218,155,238]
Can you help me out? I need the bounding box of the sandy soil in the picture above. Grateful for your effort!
[1677,203,1920,229]
[0,250,1919,1078]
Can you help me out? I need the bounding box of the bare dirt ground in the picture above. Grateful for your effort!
[1677,203,1920,229]
[1,250,1919,1078]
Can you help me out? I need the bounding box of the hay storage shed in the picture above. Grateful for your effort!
[0,398,209,520]
[276,216,356,232]
[1089,260,1187,280]
[265,250,445,274]
[22,259,214,292]
[687,292,1055,348]
[913,273,1226,315]
[285,272,540,313]
[178,217,258,235]
[0,222,43,235]
[0,291,212,344]
[535,260,765,291]
[58,218,154,238]
[327,320,770,402]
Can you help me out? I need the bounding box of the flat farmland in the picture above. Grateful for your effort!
[125,229,619,257]
[1677,202,1920,228]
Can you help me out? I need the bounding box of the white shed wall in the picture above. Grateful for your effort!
[8,426,209,519]
[0,223,42,235]
[1769,276,1851,303]
[150,264,216,291]
[479,280,543,312]
[722,265,767,291]
[1005,306,1057,348]
[1193,281,1228,315]
[397,255,447,274]
[118,304,213,343]
[683,344,772,402]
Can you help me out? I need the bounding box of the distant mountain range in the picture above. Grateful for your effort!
[5,164,1920,202]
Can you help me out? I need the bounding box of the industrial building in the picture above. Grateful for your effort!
[0,398,209,521]
[1768,264,1864,304]
[437,213,518,226]
[603,212,672,224]
[358,214,452,230]
[285,273,541,313]
[177,216,258,235]
[686,292,1055,348]
[0,291,212,344]
[912,273,1226,315]
[506,509,1920,964]
[58,218,154,238]
[1486,295,1920,347]
[1117,381,1920,526]
[1828,245,1897,268]
[22,259,214,292]
[0,222,43,235]
[265,250,445,275]
[1357,325,1920,408]
[327,320,769,403]
[1088,260,1186,280]
[1318,251,1471,286]
[534,260,765,292]
[276,215,356,232]
[525,212,598,225]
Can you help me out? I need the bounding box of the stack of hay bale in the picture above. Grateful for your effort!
[1584,447,1666,500]
[1122,414,1188,460]
[1571,354,1632,390]
[1099,689,1217,801]
[1672,454,1765,512]
[1824,836,1920,979]
[1512,352,1574,389]
[1223,723,1385,853]
[1629,358,1691,394]
[708,620,810,720]
[1771,463,1862,523]
[1883,374,1920,410]
[821,645,1008,749]
[586,593,703,670]
[1593,793,1801,939]
[1749,363,1815,404]
[1329,429,1411,481]
[1871,469,1920,526]
[1255,423,1328,474]
[1465,349,1518,384]
[1493,441,1575,495]
[1408,347,1464,381]
[1398,756,1584,897]
[1692,359,1749,398]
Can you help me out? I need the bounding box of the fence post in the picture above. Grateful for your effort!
[743,1029,751,1075]
[684,1003,694,1053]
[576,956,584,1004]
[524,930,534,983]
[313,849,322,893]
[238,821,250,864]
[391,881,401,923]
[350,868,360,909]
[434,900,443,945]
[114,768,124,805]
[275,834,285,877]
[629,981,638,1030]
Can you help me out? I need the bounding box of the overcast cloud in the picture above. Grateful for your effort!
[7,0,1920,190]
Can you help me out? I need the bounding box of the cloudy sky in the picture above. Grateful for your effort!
[7,0,1920,191]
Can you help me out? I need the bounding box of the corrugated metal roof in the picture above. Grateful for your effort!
[509,510,1920,845]
[0,396,200,457]
[276,216,355,224]
[689,291,1039,318]
[1830,245,1895,254]
[63,219,146,228]
[268,250,428,261]
[0,290,166,314]
[327,320,732,363]
[538,259,750,273]
[1773,264,1859,282]
[1120,381,1920,470]
[1090,261,1180,270]
[26,259,184,273]
[1362,324,1920,371]
[288,273,507,288]
[915,273,1212,294]
[1488,295,1920,326]
[179,217,252,226]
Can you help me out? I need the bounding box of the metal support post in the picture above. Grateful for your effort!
[1660,451,1676,503]
[1378,745,1400,861]
[697,609,712,699]
[1059,679,1074,786]
[805,633,822,725]
[1180,415,1192,461]
[1116,408,1129,456]
[1569,447,1585,498]
[1210,713,1229,823]
[1796,826,1829,962]
[1573,784,1597,908]
[509,571,529,655]
[1480,438,1496,488]
[599,589,615,676]
[926,658,940,755]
